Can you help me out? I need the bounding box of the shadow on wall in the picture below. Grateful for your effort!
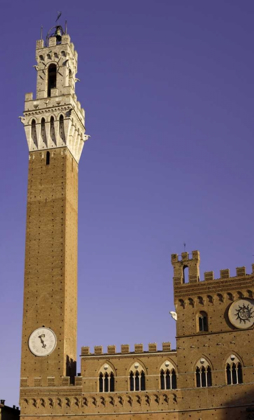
[222,390,254,420]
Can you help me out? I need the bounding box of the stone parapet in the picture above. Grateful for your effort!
[81,342,171,357]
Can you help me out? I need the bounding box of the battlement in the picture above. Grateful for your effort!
[81,342,172,357]
[172,250,254,285]
[172,251,254,302]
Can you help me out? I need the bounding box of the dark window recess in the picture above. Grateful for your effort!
[46,151,50,165]
[141,371,145,391]
[48,64,57,97]
[135,371,139,391]
[110,372,115,392]
[196,365,212,388]
[199,312,208,332]
[160,370,165,390]
[99,373,103,392]
[104,373,109,392]
[226,362,243,385]
[130,371,134,391]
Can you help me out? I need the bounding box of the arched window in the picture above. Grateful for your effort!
[59,115,65,142]
[196,358,212,388]
[160,361,177,390]
[41,118,47,146]
[129,362,146,391]
[226,355,243,385]
[198,311,208,332]
[98,364,115,393]
[48,64,57,97]
[183,265,189,283]
[31,119,37,146]
[69,69,73,87]
[50,116,56,145]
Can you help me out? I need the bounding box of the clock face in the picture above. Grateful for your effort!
[28,327,57,357]
[228,299,254,329]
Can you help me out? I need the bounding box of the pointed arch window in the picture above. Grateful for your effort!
[226,355,243,385]
[98,364,115,393]
[41,118,47,146]
[59,115,65,142]
[50,116,56,145]
[31,119,37,147]
[48,64,57,97]
[198,311,208,332]
[160,361,177,390]
[129,363,146,391]
[196,359,212,388]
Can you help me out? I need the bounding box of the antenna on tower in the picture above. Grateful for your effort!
[183,242,186,252]
[56,11,62,23]
[65,20,68,34]
[40,26,43,40]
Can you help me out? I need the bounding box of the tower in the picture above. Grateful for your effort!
[20,25,87,388]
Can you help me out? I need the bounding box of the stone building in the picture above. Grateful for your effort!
[19,24,254,420]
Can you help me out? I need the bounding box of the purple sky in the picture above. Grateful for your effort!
[1,0,254,406]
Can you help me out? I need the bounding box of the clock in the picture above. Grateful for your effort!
[228,299,254,329]
[28,327,57,356]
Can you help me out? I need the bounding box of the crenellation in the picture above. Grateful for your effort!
[36,39,44,49]
[148,343,157,352]
[81,346,90,355]
[25,92,33,101]
[204,271,214,281]
[94,346,103,355]
[47,377,55,387]
[107,345,116,354]
[74,376,82,386]
[220,268,230,279]
[236,266,246,276]
[81,343,172,356]
[134,344,143,353]
[121,344,130,353]
[48,36,57,47]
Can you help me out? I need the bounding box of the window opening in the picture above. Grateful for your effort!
[183,265,189,283]
[46,151,50,165]
[99,368,115,392]
[172,369,177,389]
[160,370,165,390]
[198,312,208,332]
[41,118,46,146]
[31,119,37,147]
[129,370,146,391]
[196,359,212,388]
[99,373,103,393]
[50,116,56,145]
[59,115,65,142]
[135,371,139,391]
[160,363,177,390]
[48,64,57,97]
[141,371,145,391]
[104,373,109,392]
[226,356,243,385]
[110,372,115,392]
[130,371,134,391]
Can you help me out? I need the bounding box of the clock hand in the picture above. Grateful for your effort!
[38,334,47,348]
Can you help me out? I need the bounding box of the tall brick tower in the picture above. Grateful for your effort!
[20,25,87,389]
